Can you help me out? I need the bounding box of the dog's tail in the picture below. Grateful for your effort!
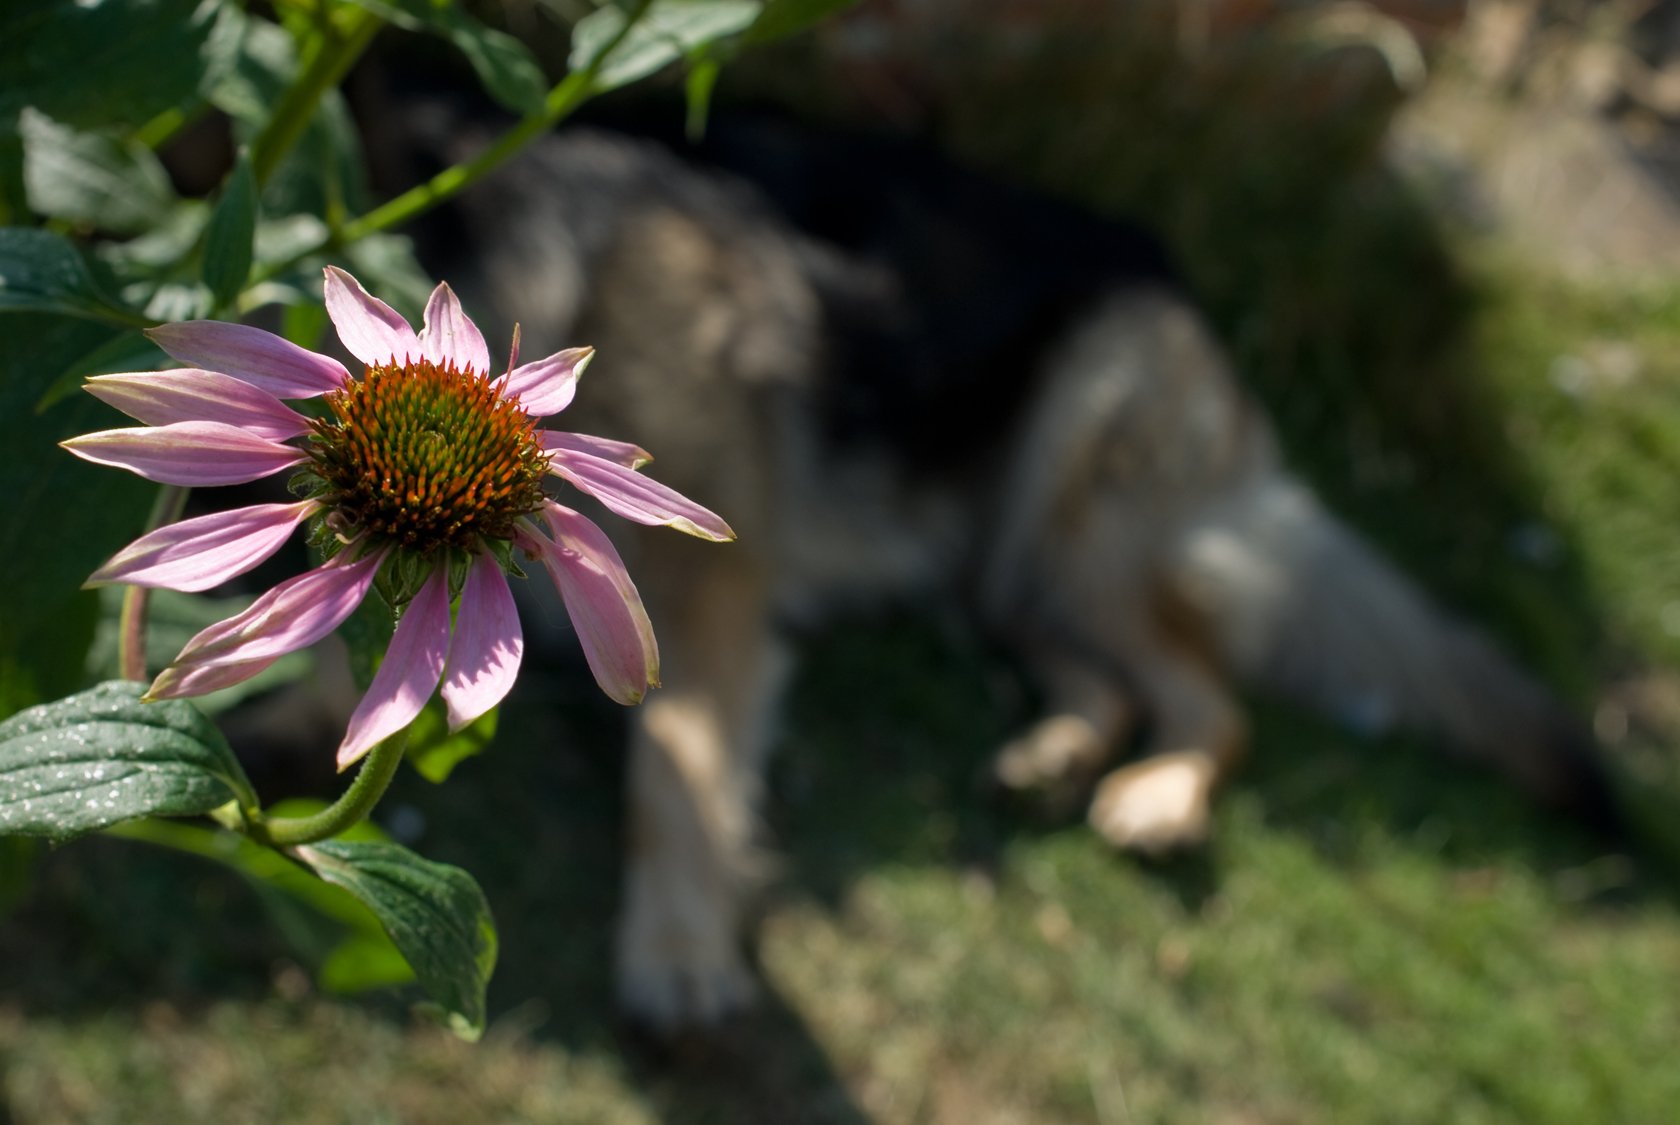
[1171,474,1620,829]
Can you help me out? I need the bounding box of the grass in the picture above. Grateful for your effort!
[5,606,1679,1123]
[6,26,1680,1124]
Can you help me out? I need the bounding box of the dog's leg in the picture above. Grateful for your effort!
[993,644,1137,817]
[1086,624,1247,854]
[616,548,786,1029]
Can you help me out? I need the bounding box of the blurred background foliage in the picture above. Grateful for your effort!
[5,0,1680,1121]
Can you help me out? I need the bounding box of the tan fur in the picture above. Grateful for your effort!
[436,130,1604,1027]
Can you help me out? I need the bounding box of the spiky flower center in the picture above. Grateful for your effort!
[308,358,547,552]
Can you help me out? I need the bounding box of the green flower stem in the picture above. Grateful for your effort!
[336,68,596,246]
[249,731,408,848]
[118,485,190,682]
[253,0,653,284]
[133,105,190,151]
[250,5,383,188]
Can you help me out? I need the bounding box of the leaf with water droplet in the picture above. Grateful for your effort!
[295,839,497,1040]
[0,680,255,841]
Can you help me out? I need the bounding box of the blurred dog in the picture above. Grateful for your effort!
[429,117,1613,1028]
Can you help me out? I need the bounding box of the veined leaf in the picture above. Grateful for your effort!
[202,150,258,310]
[0,681,256,841]
[405,699,498,784]
[0,0,229,131]
[0,313,152,714]
[32,328,167,415]
[347,1,548,115]
[747,0,857,44]
[0,228,134,321]
[209,14,371,222]
[19,108,176,234]
[297,839,498,1040]
[570,0,763,93]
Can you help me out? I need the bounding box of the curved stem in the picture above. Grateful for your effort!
[252,0,653,284]
[249,731,408,848]
[118,485,190,682]
[250,6,383,188]
[336,69,596,246]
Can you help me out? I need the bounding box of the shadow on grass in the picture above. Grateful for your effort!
[774,613,1670,917]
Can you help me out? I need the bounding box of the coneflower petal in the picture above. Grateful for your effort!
[419,281,491,376]
[85,369,311,441]
[323,265,421,367]
[147,656,281,699]
[149,549,386,692]
[501,346,592,417]
[337,565,452,769]
[87,500,319,592]
[147,321,349,399]
[440,552,523,731]
[547,448,734,541]
[61,421,307,486]
[524,503,659,705]
[539,430,652,469]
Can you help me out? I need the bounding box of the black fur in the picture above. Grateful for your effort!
[604,113,1180,470]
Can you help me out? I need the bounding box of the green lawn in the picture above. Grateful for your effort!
[4,592,1678,1122]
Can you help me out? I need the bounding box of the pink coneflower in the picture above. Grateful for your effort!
[63,266,731,769]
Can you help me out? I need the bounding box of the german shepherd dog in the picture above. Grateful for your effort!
[425,116,1613,1027]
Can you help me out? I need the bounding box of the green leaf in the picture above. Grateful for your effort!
[296,840,497,1039]
[0,0,228,131]
[209,15,370,222]
[140,281,213,323]
[0,314,152,713]
[0,591,99,719]
[18,108,175,234]
[746,0,856,44]
[405,699,498,784]
[206,805,417,995]
[319,930,418,994]
[571,0,763,92]
[347,1,548,115]
[97,201,210,285]
[438,17,549,117]
[253,213,331,268]
[280,299,330,351]
[33,328,166,415]
[205,9,289,129]
[202,150,258,310]
[0,681,257,841]
[0,228,135,321]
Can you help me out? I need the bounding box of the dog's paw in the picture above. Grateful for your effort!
[617,943,756,1031]
[616,865,755,1030]
[991,714,1112,817]
[1087,752,1214,854]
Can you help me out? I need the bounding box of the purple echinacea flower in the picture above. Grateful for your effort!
[63,266,732,769]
